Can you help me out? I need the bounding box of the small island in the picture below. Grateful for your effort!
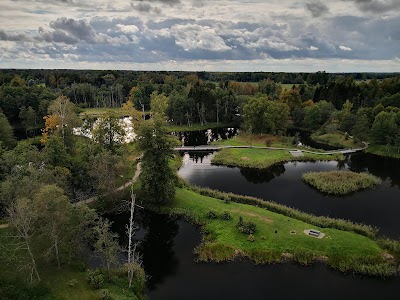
[302,171,381,195]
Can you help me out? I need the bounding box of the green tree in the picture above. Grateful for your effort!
[94,218,120,270]
[150,92,169,117]
[137,117,177,204]
[19,106,37,137]
[352,114,371,141]
[371,111,398,144]
[43,136,70,167]
[92,115,126,151]
[0,110,16,149]
[34,185,72,268]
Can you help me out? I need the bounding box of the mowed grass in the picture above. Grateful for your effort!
[79,107,127,118]
[302,171,381,195]
[169,188,385,265]
[366,144,400,159]
[212,148,344,169]
[311,132,364,149]
[213,132,326,153]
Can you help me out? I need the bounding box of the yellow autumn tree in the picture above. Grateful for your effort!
[41,114,61,144]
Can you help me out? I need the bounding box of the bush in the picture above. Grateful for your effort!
[99,289,111,300]
[223,195,231,204]
[221,211,232,220]
[206,210,218,219]
[237,216,257,234]
[67,279,78,288]
[247,234,255,242]
[86,269,105,289]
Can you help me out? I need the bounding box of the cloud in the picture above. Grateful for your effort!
[343,0,400,13]
[116,24,139,33]
[305,1,329,17]
[309,46,319,51]
[0,29,34,42]
[339,45,352,51]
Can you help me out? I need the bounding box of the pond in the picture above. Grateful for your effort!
[178,151,400,238]
[108,210,400,300]
[170,127,239,146]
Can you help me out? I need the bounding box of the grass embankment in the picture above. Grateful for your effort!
[365,144,400,159]
[310,132,364,149]
[79,107,127,118]
[166,122,233,133]
[302,171,381,195]
[212,148,344,169]
[0,228,142,300]
[161,187,398,276]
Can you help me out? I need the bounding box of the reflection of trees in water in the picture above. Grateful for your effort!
[348,153,400,187]
[173,127,239,146]
[240,164,285,184]
[139,212,180,290]
[188,151,213,163]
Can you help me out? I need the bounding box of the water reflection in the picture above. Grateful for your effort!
[179,151,400,238]
[240,164,285,184]
[172,127,239,146]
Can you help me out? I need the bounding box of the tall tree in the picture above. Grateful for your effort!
[137,117,177,204]
[7,197,41,282]
[94,218,120,270]
[0,110,16,149]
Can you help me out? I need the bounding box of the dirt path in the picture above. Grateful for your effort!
[74,162,142,207]
[0,223,9,229]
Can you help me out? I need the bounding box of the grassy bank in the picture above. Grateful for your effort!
[79,107,127,118]
[0,228,143,300]
[365,144,400,159]
[160,188,398,276]
[310,132,364,149]
[302,171,381,195]
[212,148,344,169]
[166,122,233,133]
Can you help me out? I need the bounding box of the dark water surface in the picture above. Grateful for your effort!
[108,211,399,300]
[171,127,239,146]
[178,152,400,238]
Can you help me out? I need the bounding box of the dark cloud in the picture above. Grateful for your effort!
[49,17,99,43]
[305,1,329,17]
[132,0,180,5]
[0,29,33,42]
[343,0,400,13]
[131,2,162,13]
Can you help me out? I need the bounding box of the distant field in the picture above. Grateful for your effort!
[79,107,126,118]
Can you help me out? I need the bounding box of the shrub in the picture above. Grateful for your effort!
[223,195,231,204]
[67,279,78,288]
[247,234,255,242]
[86,269,105,289]
[206,210,218,219]
[237,216,257,234]
[99,289,111,300]
[221,211,232,220]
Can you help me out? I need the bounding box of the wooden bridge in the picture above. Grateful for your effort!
[174,143,368,156]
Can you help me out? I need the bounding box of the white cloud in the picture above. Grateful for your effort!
[116,24,139,33]
[309,46,319,51]
[339,45,352,51]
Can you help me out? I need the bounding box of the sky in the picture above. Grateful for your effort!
[0,0,399,72]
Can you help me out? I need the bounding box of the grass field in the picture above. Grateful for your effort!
[302,171,381,195]
[310,132,364,149]
[212,148,344,169]
[161,188,397,275]
[213,132,326,152]
[365,144,400,159]
[79,107,127,118]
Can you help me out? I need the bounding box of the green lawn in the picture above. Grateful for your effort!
[310,132,364,149]
[79,107,127,118]
[164,188,394,274]
[213,132,326,153]
[365,144,400,159]
[212,148,344,169]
